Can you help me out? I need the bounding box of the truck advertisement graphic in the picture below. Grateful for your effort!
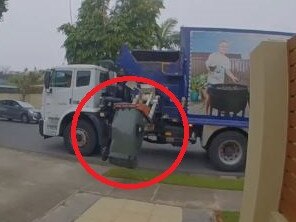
[187,30,291,118]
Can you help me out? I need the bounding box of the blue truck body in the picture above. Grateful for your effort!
[117,27,294,129]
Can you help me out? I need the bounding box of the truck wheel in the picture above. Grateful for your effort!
[208,131,247,172]
[63,119,97,156]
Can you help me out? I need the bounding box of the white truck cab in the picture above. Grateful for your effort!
[40,64,114,155]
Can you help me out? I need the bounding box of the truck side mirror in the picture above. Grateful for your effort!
[44,71,51,90]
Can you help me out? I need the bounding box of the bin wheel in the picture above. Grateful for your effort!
[63,119,97,156]
[208,131,247,172]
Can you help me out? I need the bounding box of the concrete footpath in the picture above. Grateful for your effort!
[0,147,242,222]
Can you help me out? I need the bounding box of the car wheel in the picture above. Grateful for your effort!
[21,114,30,123]
[208,131,247,172]
[63,119,97,156]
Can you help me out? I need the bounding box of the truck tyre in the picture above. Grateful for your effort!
[63,119,97,156]
[208,131,247,172]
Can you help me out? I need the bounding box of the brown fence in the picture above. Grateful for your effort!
[280,36,296,222]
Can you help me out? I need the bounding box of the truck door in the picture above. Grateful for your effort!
[72,69,111,109]
[44,69,73,135]
[72,69,92,107]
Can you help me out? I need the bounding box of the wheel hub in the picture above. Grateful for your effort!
[76,128,88,147]
[218,140,243,165]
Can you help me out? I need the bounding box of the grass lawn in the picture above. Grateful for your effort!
[219,211,240,222]
[104,168,244,191]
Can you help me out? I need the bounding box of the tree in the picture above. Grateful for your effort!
[58,0,110,64]
[155,18,180,50]
[108,0,164,58]
[9,71,43,101]
[59,0,164,64]
[0,0,8,20]
[0,66,10,75]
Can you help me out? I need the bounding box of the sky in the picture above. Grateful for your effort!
[0,0,295,71]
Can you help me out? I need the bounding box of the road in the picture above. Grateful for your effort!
[0,119,243,177]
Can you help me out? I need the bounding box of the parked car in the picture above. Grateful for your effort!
[0,100,41,123]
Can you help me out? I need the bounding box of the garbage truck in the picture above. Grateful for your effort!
[39,27,294,171]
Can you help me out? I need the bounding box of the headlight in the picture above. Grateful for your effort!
[28,110,34,114]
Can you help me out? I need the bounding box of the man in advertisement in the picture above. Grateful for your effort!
[204,40,239,115]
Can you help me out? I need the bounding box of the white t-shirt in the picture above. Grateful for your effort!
[206,52,231,84]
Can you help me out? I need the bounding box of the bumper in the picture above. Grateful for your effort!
[39,119,53,139]
[30,112,42,122]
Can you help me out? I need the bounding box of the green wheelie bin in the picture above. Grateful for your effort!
[109,108,145,168]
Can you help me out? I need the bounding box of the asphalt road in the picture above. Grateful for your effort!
[0,119,243,177]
